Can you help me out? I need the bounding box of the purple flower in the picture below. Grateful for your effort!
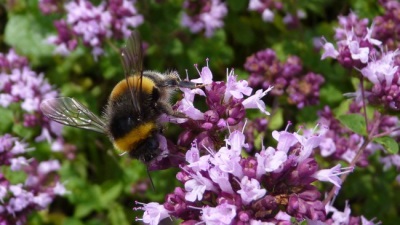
[201,203,236,224]
[224,70,253,102]
[37,160,61,175]
[237,176,266,205]
[0,49,65,151]
[324,201,379,225]
[0,134,66,224]
[335,12,369,40]
[287,72,325,108]
[322,12,383,69]
[361,50,399,87]
[255,147,287,176]
[373,0,400,50]
[38,0,60,14]
[137,125,327,223]
[181,0,228,37]
[312,164,353,190]
[242,87,273,115]
[65,0,112,58]
[173,61,275,152]
[184,171,216,202]
[46,20,78,56]
[135,202,171,225]
[107,0,144,39]
[245,49,324,108]
[248,0,283,23]
[47,0,143,59]
[294,131,322,163]
[321,41,339,60]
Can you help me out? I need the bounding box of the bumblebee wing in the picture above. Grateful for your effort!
[40,97,107,133]
[120,30,143,118]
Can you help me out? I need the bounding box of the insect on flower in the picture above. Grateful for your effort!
[40,31,203,164]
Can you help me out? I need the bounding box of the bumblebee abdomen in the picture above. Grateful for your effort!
[112,122,156,154]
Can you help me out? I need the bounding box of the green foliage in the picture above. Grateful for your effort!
[373,136,399,154]
[5,13,54,65]
[338,114,367,136]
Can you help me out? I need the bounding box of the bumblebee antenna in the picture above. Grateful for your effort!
[146,167,156,191]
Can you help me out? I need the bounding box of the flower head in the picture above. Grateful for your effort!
[181,0,228,37]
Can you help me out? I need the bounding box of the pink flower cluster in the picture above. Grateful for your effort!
[0,49,65,151]
[0,134,67,224]
[132,62,377,224]
[248,0,306,28]
[322,11,400,110]
[181,0,228,37]
[245,49,325,108]
[46,0,143,59]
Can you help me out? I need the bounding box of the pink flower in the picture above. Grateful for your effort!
[242,87,273,115]
[201,203,237,225]
[321,41,339,59]
[256,147,287,177]
[137,202,170,225]
[224,70,253,101]
[237,176,266,205]
[312,164,353,189]
[184,172,216,202]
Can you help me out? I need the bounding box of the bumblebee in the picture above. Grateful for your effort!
[40,31,201,163]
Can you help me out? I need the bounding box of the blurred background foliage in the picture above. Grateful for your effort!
[0,0,399,224]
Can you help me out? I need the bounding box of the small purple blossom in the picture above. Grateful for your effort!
[0,49,65,150]
[46,20,78,56]
[314,104,400,172]
[373,0,400,50]
[133,63,339,223]
[322,12,382,69]
[38,0,60,15]
[315,106,369,166]
[312,164,353,191]
[0,135,66,224]
[245,49,325,108]
[237,176,266,205]
[181,0,228,37]
[321,41,340,60]
[248,0,282,22]
[242,87,273,115]
[325,201,379,225]
[46,0,143,59]
[135,202,171,225]
[287,72,325,108]
[201,203,237,224]
[358,50,400,110]
[172,61,273,153]
[107,0,144,39]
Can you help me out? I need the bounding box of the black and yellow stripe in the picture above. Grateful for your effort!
[113,122,156,153]
[110,75,155,100]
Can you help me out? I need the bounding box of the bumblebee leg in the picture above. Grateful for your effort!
[158,101,186,118]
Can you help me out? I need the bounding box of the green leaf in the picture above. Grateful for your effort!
[320,84,343,104]
[12,124,36,140]
[100,182,123,207]
[108,203,129,225]
[337,114,367,136]
[73,185,103,218]
[0,108,14,132]
[4,14,54,63]
[63,218,85,225]
[2,167,26,184]
[269,108,283,130]
[374,136,399,154]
